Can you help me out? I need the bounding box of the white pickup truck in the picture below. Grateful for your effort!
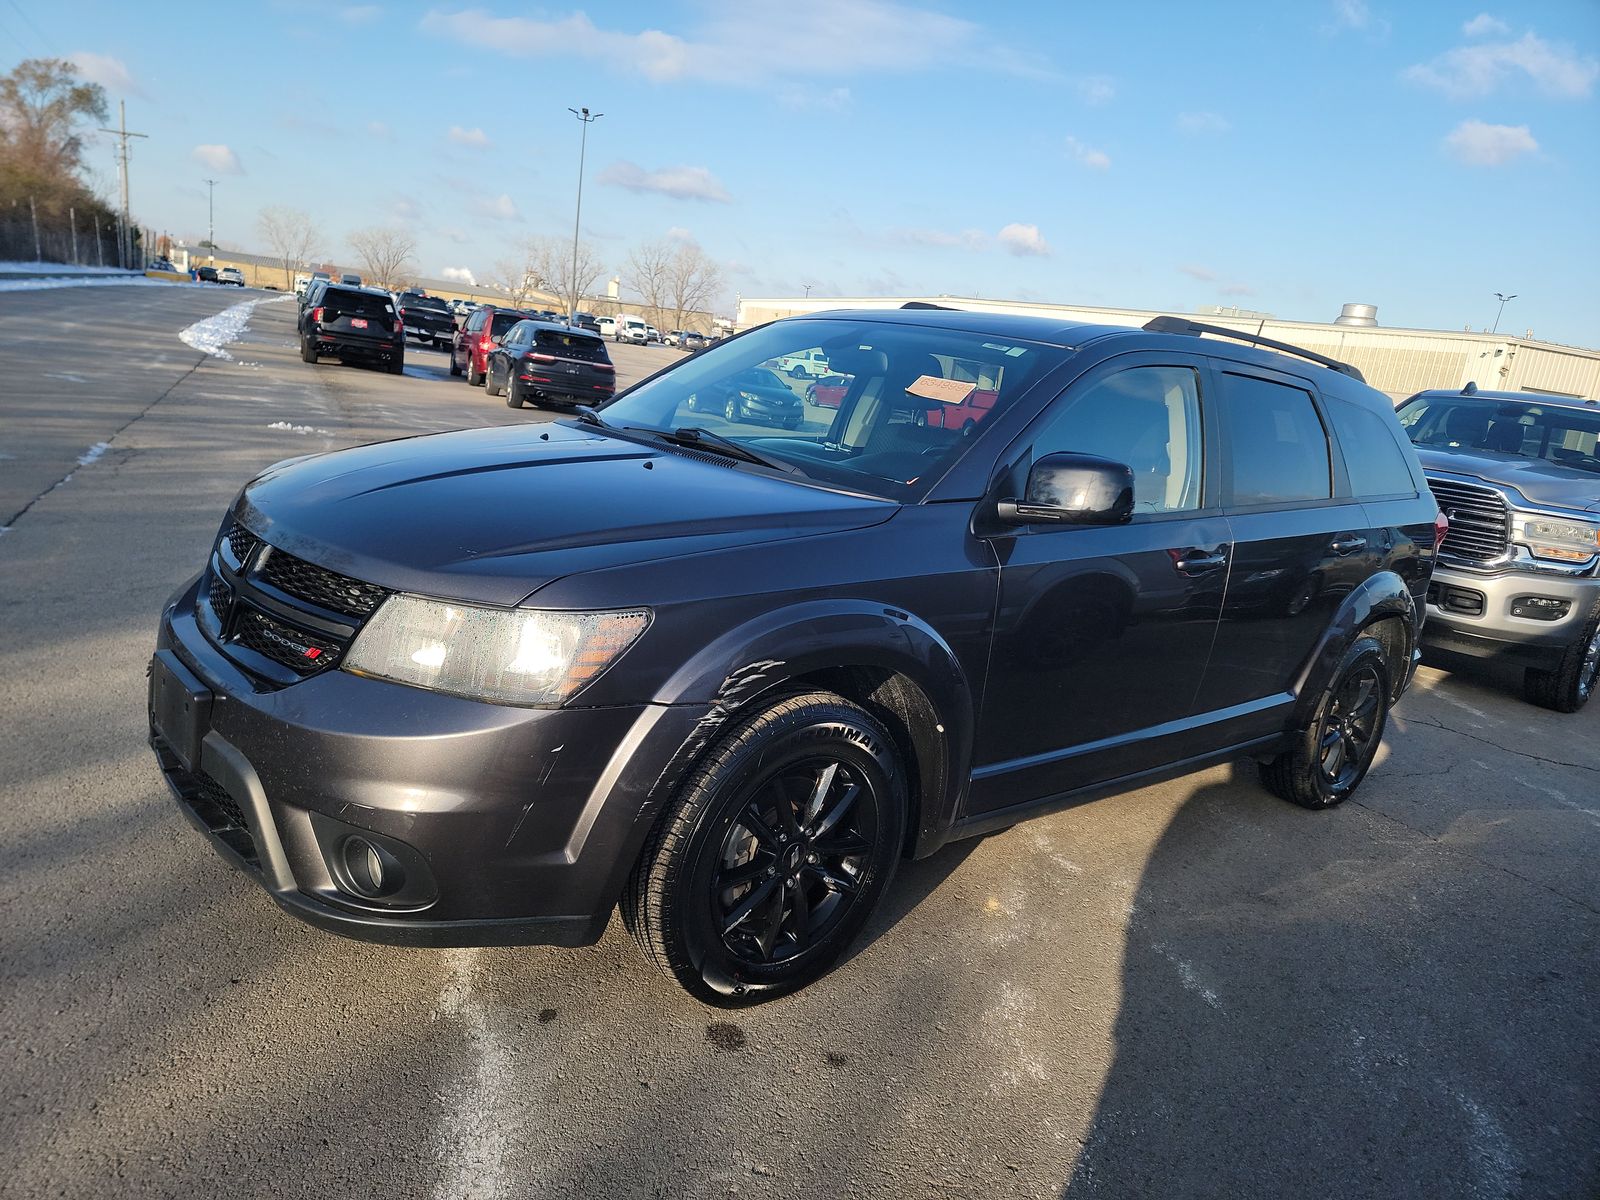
[769,348,830,379]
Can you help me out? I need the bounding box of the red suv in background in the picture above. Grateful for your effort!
[451,306,537,386]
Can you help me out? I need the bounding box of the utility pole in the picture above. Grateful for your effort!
[566,106,602,324]
[204,179,218,263]
[98,101,147,268]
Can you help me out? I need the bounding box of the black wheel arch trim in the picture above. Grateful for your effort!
[1289,570,1419,729]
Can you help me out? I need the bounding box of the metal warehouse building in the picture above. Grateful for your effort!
[735,295,1600,404]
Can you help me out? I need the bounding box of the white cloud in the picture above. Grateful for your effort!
[1329,0,1373,30]
[1406,31,1598,99]
[997,223,1051,257]
[1443,118,1538,166]
[440,267,477,285]
[894,227,990,250]
[437,227,469,244]
[1177,111,1230,135]
[448,125,491,148]
[391,195,422,222]
[778,85,852,112]
[68,52,144,98]
[1463,13,1509,38]
[417,2,1051,88]
[665,226,694,241]
[597,161,732,202]
[1075,75,1115,105]
[368,121,391,138]
[339,4,382,22]
[1179,264,1218,282]
[191,144,243,175]
[1219,282,1255,297]
[474,193,521,220]
[1065,135,1111,170]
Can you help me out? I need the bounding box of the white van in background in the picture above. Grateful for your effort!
[595,316,618,339]
[615,316,649,344]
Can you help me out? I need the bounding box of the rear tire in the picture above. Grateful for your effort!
[387,355,404,375]
[505,377,524,408]
[448,351,461,377]
[1260,635,1390,809]
[623,692,904,1005]
[1523,601,1600,713]
[299,336,317,364]
[467,360,484,387]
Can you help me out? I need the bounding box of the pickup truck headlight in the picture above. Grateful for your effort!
[1512,514,1600,563]
[344,596,650,706]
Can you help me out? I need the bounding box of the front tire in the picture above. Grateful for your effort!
[624,692,905,1005]
[1523,601,1600,712]
[1260,635,1390,809]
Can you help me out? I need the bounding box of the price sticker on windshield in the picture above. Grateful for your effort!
[905,375,976,404]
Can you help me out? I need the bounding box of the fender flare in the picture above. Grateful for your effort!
[648,599,975,852]
[1289,570,1419,729]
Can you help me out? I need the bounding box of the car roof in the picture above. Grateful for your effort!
[515,318,604,339]
[1408,386,1600,413]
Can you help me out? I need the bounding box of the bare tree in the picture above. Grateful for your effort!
[665,241,723,334]
[348,226,417,290]
[258,206,320,289]
[490,238,548,307]
[623,239,673,330]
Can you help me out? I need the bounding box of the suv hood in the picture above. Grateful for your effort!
[234,423,897,606]
[1415,448,1600,515]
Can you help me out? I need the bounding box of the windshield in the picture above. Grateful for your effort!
[1397,394,1600,476]
[595,318,1063,500]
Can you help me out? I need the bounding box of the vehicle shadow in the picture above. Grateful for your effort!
[1057,765,1597,1199]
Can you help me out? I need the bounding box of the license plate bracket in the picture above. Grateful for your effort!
[150,650,212,772]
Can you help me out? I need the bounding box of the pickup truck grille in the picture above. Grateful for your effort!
[1427,477,1509,564]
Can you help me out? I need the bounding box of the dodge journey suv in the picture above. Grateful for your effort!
[149,308,1439,1003]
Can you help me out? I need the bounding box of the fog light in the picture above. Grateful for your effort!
[1510,596,1570,621]
[341,836,404,898]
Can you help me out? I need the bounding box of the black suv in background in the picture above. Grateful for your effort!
[298,285,404,373]
[396,292,456,349]
[149,309,1437,1003]
[485,319,617,410]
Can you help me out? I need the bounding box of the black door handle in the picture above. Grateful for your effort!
[1173,549,1227,575]
[1330,535,1368,556]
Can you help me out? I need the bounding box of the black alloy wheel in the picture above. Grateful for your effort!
[723,396,738,422]
[505,374,524,408]
[1524,602,1600,713]
[1260,634,1390,809]
[625,692,904,1004]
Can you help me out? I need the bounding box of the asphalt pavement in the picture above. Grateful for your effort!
[1,285,1596,1199]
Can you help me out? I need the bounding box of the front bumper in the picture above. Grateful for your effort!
[149,578,709,946]
[1423,561,1600,667]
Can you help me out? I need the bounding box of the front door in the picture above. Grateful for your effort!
[968,356,1229,814]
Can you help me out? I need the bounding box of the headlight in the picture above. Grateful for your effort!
[1512,513,1600,563]
[344,596,650,706]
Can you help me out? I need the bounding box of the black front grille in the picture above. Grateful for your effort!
[194,770,248,831]
[225,521,260,563]
[257,549,387,617]
[207,573,232,622]
[234,608,344,674]
[1428,478,1510,564]
[153,737,258,868]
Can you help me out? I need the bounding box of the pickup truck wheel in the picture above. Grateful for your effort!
[299,336,317,364]
[1523,604,1600,713]
[789,365,806,379]
[623,692,905,1006]
[1260,636,1389,809]
[723,397,738,422]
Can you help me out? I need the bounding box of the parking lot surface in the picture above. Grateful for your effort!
[1,286,1596,1199]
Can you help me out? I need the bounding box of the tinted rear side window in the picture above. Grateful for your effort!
[490,312,525,337]
[323,289,392,318]
[1221,373,1332,505]
[535,329,609,362]
[1328,399,1417,497]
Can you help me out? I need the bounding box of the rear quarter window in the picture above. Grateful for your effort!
[1220,372,1332,506]
[490,313,525,336]
[1328,398,1418,498]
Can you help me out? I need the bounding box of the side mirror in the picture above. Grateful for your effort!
[997,452,1134,526]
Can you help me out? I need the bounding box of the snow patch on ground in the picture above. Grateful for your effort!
[76,442,110,467]
[0,276,197,293]
[179,295,286,360]
[0,260,145,275]
[267,421,334,436]
[431,949,516,1200]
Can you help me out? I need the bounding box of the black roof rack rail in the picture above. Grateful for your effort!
[1142,315,1366,382]
[901,301,957,310]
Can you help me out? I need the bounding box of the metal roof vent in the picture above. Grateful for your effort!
[1334,302,1378,326]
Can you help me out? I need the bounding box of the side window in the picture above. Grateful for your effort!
[1327,399,1417,498]
[1031,365,1205,514]
[1220,373,1332,506]
[466,311,484,332]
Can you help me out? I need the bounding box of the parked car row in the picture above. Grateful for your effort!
[449,304,616,409]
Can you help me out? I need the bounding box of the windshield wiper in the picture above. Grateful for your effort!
[571,405,610,428]
[627,425,802,474]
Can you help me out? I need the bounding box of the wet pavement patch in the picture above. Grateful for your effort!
[705,1022,747,1051]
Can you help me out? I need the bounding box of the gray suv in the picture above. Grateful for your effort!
[1398,385,1600,711]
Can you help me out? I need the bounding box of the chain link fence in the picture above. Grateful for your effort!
[0,198,142,267]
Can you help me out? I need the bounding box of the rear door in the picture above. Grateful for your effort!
[968,354,1229,811]
[1194,361,1375,723]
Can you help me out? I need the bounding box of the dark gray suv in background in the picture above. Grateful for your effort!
[149,309,1439,1003]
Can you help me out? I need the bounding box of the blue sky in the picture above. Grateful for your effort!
[6,0,1597,344]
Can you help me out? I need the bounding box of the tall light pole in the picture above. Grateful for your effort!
[802,282,813,298]
[97,100,147,268]
[204,179,218,263]
[567,106,602,323]
[1491,292,1518,335]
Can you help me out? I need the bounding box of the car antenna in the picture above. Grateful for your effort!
[1460,381,1478,395]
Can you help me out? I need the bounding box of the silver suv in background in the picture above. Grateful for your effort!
[1399,385,1600,711]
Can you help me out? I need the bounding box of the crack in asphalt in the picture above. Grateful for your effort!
[1407,713,1600,775]
[1,352,208,534]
